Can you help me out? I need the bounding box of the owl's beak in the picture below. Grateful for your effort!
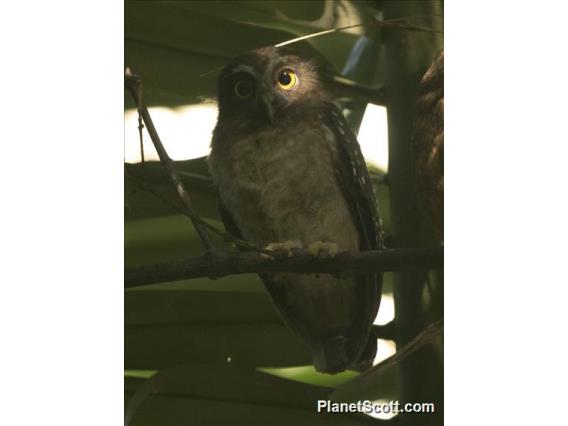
[260,93,275,124]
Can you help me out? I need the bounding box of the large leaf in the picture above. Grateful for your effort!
[125,279,312,369]
[126,322,311,369]
[125,1,381,108]
[126,364,383,426]
[126,289,281,325]
[331,320,443,402]
[125,1,307,108]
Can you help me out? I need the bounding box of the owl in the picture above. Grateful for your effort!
[208,46,383,374]
[414,51,444,238]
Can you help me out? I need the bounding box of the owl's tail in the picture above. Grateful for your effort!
[313,334,376,374]
[313,336,348,374]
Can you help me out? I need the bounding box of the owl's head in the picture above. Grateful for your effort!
[216,47,330,126]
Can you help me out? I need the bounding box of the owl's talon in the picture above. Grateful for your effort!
[307,241,339,259]
[265,240,303,257]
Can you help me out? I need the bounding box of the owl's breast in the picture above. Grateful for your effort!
[209,123,358,250]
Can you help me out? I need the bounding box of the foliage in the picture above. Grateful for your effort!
[125,1,443,425]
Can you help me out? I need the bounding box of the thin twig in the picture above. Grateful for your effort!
[125,168,273,254]
[137,112,145,166]
[275,18,442,47]
[125,67,214,252]
[200,17,442,78]
[125,247,443,288]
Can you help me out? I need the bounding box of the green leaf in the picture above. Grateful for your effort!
[259,365,360,388]
[126,290,281,326]
[126,322,311,370]
[125,284,313,369]
[125,1,378,108]
[126,364,382,426]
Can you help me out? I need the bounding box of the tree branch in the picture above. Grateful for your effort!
[125,246,443,288]
[373,320,396,341]
[124,166,274,254]
[370,319,442,375]
[125,67,214,252]
[330,319,443,402]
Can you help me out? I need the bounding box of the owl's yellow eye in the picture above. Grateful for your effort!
[234,80,254,98]
[276,69,297,90]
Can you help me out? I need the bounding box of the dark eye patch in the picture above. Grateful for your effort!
[234,79,254,98]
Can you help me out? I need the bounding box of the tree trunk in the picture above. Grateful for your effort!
[382,1,444,425]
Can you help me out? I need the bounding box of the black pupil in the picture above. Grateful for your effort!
[278,71,292,85]
[236,81,252,97]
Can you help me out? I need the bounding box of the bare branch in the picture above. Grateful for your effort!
[125,247,443,288]
[125,67,214,252]
[275,19,442,48]
[124,168,273,254]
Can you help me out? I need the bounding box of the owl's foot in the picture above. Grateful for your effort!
[307,241,339,259]
[264,240,303,257]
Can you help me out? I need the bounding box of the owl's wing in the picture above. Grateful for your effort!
[320,105,385,368]
[323,105,384,252]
